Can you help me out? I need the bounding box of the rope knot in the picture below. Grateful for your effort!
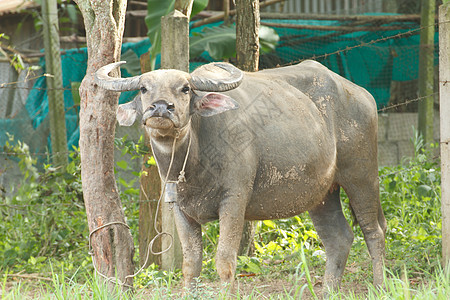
[178,170,186,183]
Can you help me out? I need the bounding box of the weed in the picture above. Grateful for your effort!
[0,131,445,299]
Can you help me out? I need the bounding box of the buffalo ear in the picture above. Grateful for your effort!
[191,92,239,117]
[117,94,142,126]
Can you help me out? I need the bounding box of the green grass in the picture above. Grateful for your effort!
[2,265,450,299]
[0,133,446,299]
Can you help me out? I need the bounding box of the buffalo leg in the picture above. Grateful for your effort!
[173,203,203,288]
[309,186,354,292]
[342,176,386,287]
[216,200,246,292]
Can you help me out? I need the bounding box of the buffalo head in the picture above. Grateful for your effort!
[94,61,243,136]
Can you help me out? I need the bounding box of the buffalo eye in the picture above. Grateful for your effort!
[140,86,147,94]
[181,85,190,94]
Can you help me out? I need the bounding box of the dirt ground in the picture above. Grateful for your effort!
[2,264,372,299]
[140,271,370,299]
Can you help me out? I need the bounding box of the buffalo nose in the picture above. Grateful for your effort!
[147,100,175,118]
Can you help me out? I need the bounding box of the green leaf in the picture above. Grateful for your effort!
[120,49,141,76]
[36,256,47,263]
[388,218,399,229]
[246,261,262,274]
[417,184,432,197]
[147,156,156,166]
[118,177,130,188]
[189,25,237,59]
[189,24,279,60]
[412,227,428,241]
[71,82,81,105]
[29,256,36,265]
[263,220,277,229]
[124,187,139,195]
[145,0,175,69]
[237,256,262,274]
[192,0,209,16]
[266,241,281,252]
[146,0,174,38]
[388,180,397,191]
[116,160,128,170]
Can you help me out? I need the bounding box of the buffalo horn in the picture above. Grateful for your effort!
[94,61,141,91]
[190,63,243,92]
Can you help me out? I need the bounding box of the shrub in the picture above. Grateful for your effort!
[0,135,88,273]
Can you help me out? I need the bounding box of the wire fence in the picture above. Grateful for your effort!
[0,152,441,207]
[0,16,445,197]
[277,21,442,68]
[1,20,446,90]
[0,87,439,159]
[0,87,443,207]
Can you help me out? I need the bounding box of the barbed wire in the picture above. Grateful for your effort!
[377,92,438,113]
[0,150,74,157]
[1,150,441,208]
[0,73,74,91]
[0,87,439,160]
[279,20,445,68]
[0,85,73,91]
[1,152,441,207]
[378,155,440,179]
[0,19,445,204]
[0,20,446,92]
[0,73,53,89]
[0,201,83,208]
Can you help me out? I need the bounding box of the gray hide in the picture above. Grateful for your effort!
[95,60,386,294]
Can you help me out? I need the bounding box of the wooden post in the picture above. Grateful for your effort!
[418,0,436,146]
[236,0,260,256]
[139,52,162,268]
[224,0,230,25]
[382,0,398,13]
[74,0,135,290]
[42,0,68,167]
[159,9,189,270]
[236,0,260,72]
[439,1,450,269]
[5,68,18,118]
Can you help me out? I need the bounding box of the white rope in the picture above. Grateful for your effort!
[88,125,192,287]
[88,221,133,288]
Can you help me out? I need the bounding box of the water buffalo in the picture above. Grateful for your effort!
[95,60,386,293]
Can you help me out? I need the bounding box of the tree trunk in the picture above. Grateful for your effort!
[418,0,436,146]
[74,0,135,290]
[42,0,68,168]
[236,0,260,256]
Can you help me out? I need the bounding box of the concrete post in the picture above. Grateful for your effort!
[159,9,188,270]
[418,0,436,146]
[439,1,450,268]
[42,0,68,167]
